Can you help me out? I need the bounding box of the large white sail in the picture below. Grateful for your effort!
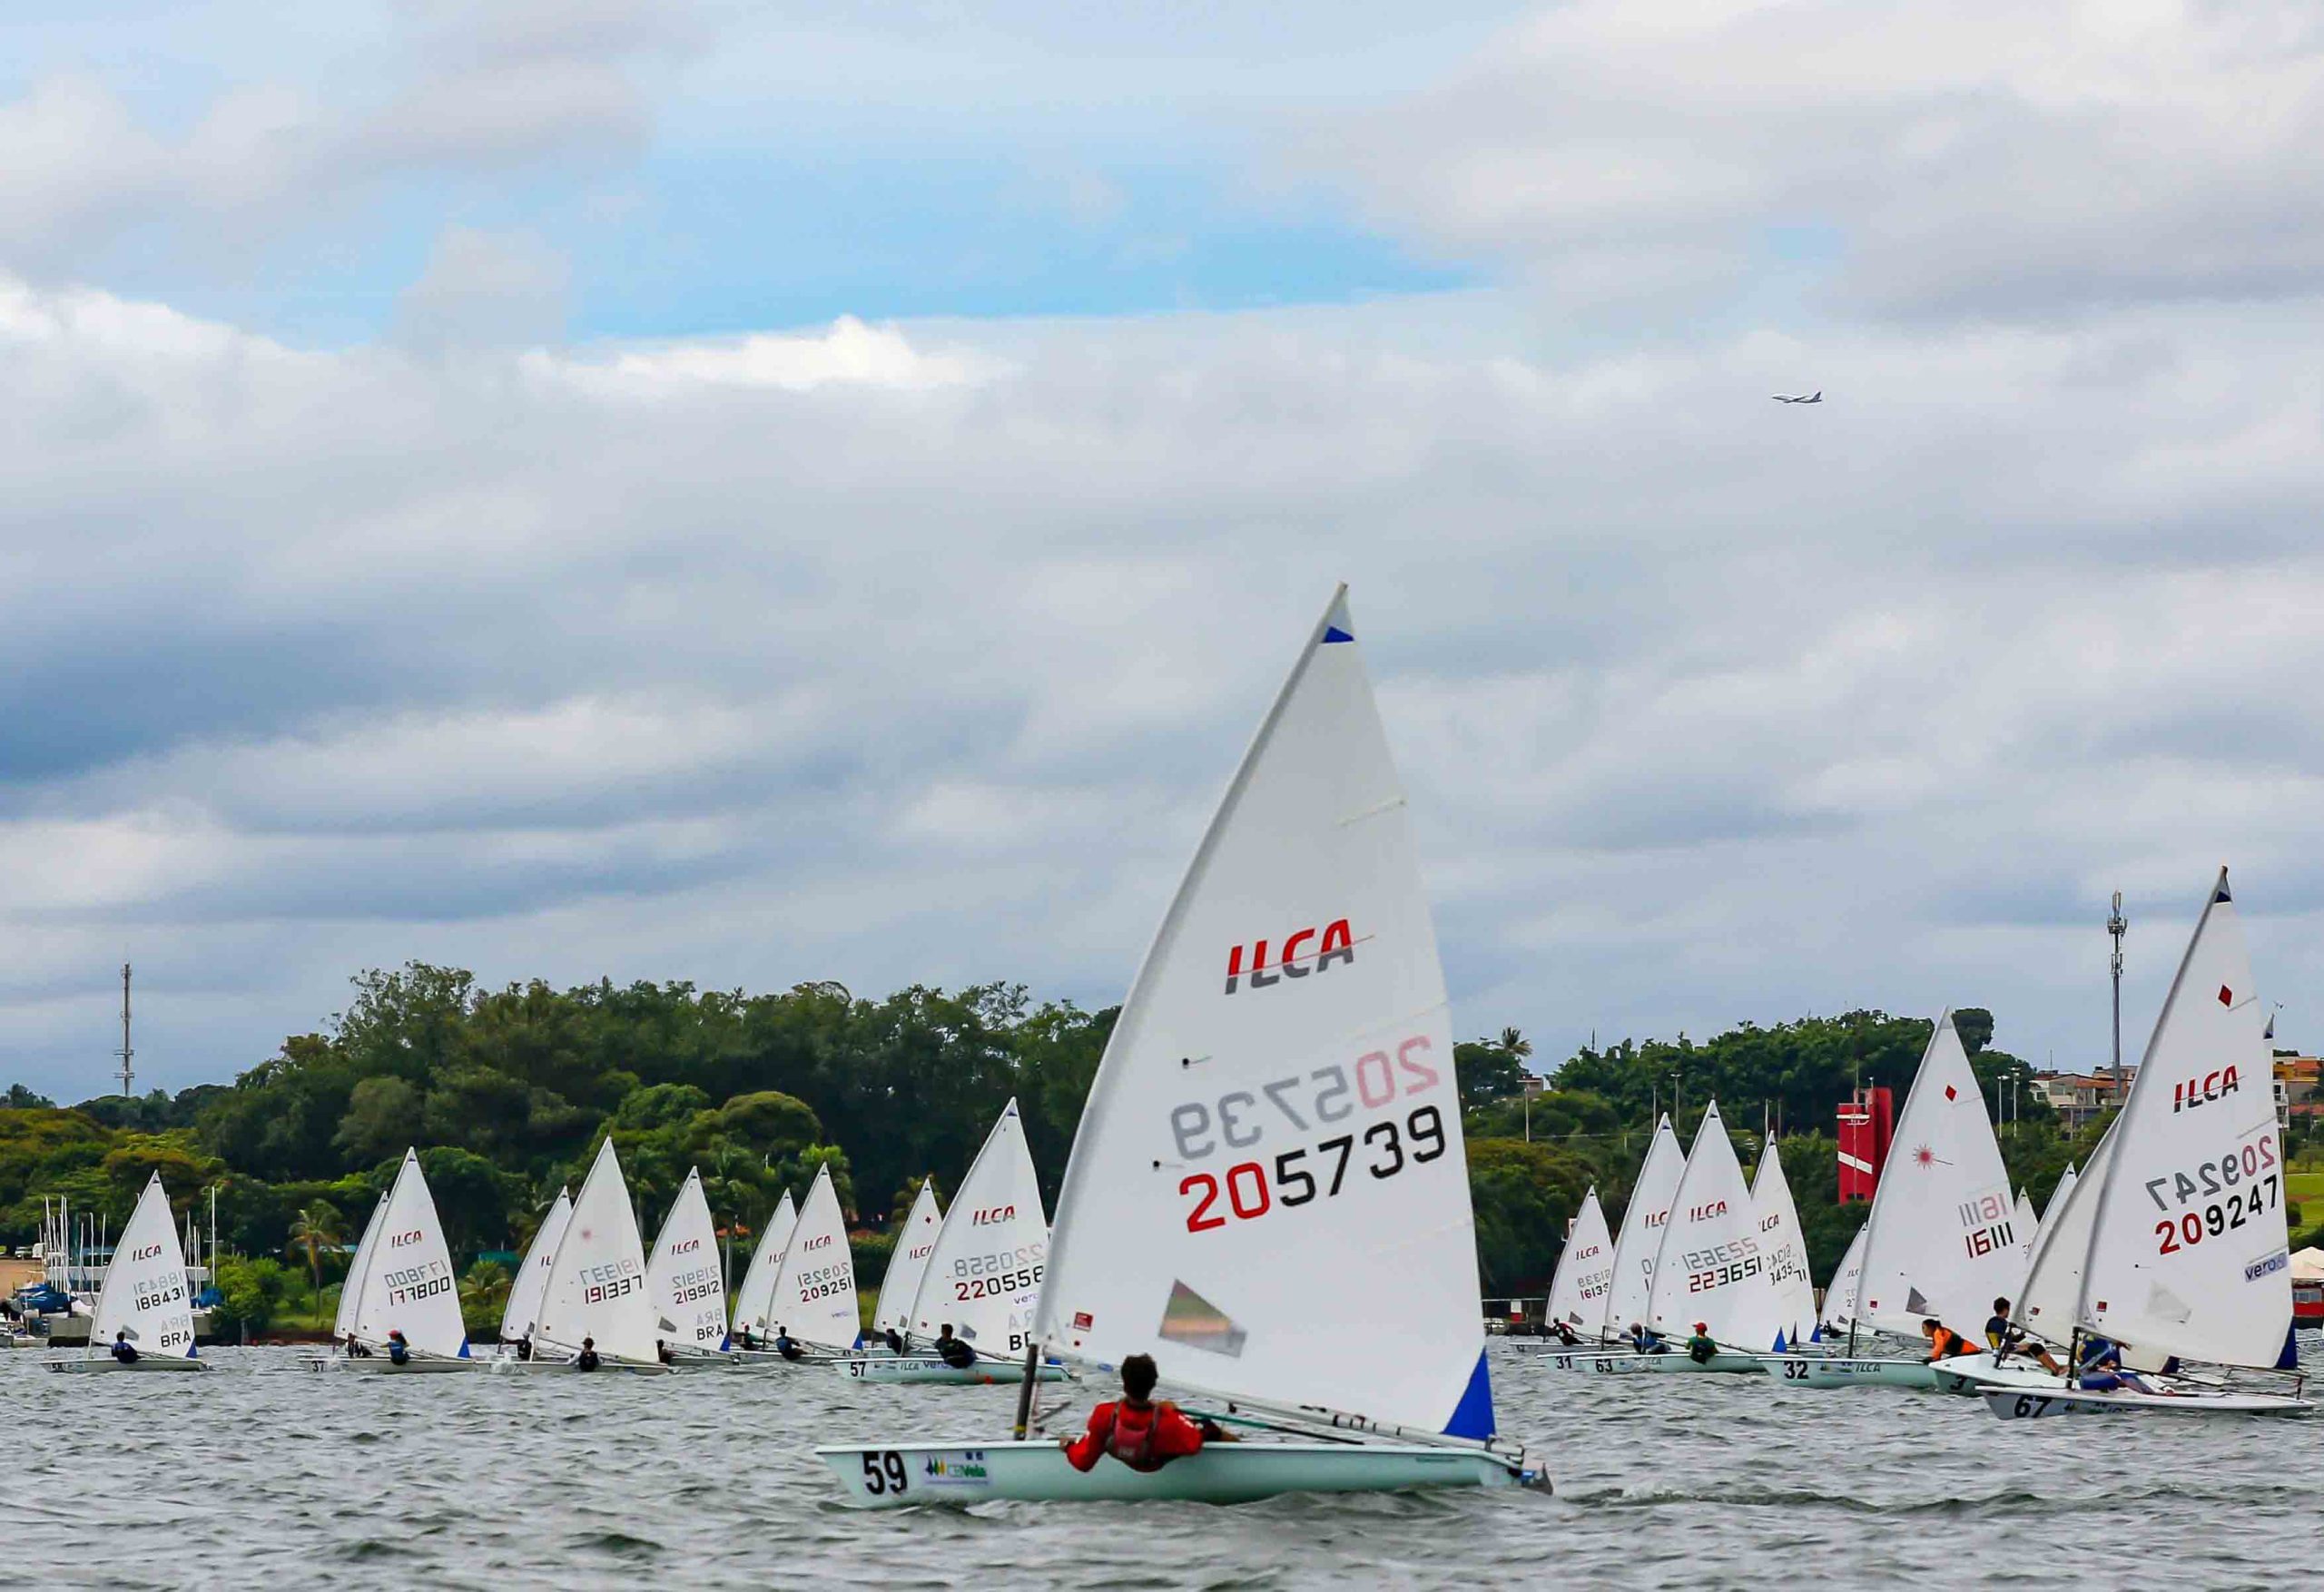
[89,1174,197,1360]
[2079,871,2290,1368]
[768,1165,859,1351]
[352,1148,469,1358]
[647,1167,729,1353]
[905,1101,1047,1357]
[1751,1142,1817,1348]
[872,1177,944,1337]
[1544,1189,1614,1336]
[334,1191,389,1341]
[500,1188,572,1344]
[1850,1012,2021,1338]
[731,1190,797,1337]
[537,1139,658,1364]
[1035,587,1494,1440]
[1648,1102,1781,1350]
[1598,1116,1684,1341]
[2018,1128,2113,1342]
[1827,1221,1868,1331]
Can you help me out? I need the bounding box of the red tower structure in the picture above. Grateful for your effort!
[1837,1085,1893,1203]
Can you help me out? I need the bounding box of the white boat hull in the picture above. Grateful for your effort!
[1929,1351,2062,1397]
[834,1355,1068,1386]
[1984,1386,2314,1419]
[306,1353,482,1373]
[1551,1350,1761,1375]
[816,1440,1536,1507]
[486,1354,673,1375]
[725,1346,850,1370]
[45,1355,209,1374]
[1766,1355,1938,1391]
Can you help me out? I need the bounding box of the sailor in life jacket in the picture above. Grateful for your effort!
[1061,1353,1235,1473]
[1919,1318,1974,1361]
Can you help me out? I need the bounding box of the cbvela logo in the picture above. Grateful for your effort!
[2173,1066,2240,1113]
[2246,1251,2289,1282]
[1223,919,1355,994]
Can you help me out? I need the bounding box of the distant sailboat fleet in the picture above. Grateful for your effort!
[27,589,2308,1518]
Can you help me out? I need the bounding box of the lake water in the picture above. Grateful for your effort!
[7,1337,2313,1588]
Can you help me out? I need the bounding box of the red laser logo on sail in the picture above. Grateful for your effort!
[2173,1066,2240,1113]
[1223,920,1356,995]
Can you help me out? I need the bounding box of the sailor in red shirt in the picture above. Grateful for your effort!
[1060,1353,1231,1473]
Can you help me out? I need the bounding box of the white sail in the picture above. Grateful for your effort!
[1827,1221,1868,1331]
[873,1177,944,1336]
[501,1188,572,1344]
[647,1167,729,1353]
[89,1174,197,1359]
[1599,1116,1685,1341]
[1036,587,1494,1440]
[2042,1161,2079,1226]
[1648,1102,1782,1350]
[334,1191,389,1341]
[2014,1189,2038,1258]
[2018,1128,2114,1342]
[1850,1012,2021,1338]
[731,1190,797,1337]
[2079,870,2290,1368]
[767,1165,858,1351]
[905,1101,1047,1357]
[537,1139,658,1364]
[352,1148,469,1358]
[1751,1142,1817,1348]
[1544,1189,1614,1335]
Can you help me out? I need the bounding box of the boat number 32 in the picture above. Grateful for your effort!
[860,1451,909,1496]
[1180,1106,1446,1233]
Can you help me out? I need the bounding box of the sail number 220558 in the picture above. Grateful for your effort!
[1169,1036,1448,1234]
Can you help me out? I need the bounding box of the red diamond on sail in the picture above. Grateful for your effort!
[1071,1312,1093,1332]
[1943,1085,1956,1101]
[2219,985,2232,1005]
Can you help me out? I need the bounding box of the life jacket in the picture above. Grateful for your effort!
[1929,1327,1966,1359]
[1099,1400,1169,1471]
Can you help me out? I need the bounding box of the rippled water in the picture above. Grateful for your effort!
[7,1337,2314,1588]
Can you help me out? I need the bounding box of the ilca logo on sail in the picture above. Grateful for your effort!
[1223,919,1356,995]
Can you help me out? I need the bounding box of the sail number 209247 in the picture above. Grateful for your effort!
[2145,1135,2279,1255]
[1171,1036,1448,1235]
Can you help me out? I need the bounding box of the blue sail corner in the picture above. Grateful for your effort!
[1321,625,1354,644]
[1443,1347,1496,1440]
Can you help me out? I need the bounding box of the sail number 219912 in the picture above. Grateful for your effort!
[1169,1035,1448,1234]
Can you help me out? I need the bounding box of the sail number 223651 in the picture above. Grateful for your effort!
[1170,1036,1447,1234]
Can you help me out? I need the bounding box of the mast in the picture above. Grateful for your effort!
[2107,890,2126,1097]
[115,962,134,1097]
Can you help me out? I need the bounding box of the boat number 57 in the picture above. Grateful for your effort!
[861,1451,909,1495]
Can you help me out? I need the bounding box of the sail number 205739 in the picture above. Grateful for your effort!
[1170,1036,1448,1234]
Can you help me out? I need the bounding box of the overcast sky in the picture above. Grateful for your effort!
[5,0,2322,1103]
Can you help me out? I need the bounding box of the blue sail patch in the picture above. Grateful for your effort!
[1442,1346,1496,1440]
[1321,625,1354,644]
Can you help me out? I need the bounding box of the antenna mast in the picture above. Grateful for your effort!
[116,962,134,1097]
[2106,891,2127,1097]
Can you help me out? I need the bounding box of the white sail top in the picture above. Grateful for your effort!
[2080,870,2290,1368]
[1827,1221,1868,1331]
[1036,588,1494,1440]
[334,1191,389,1341]
[1751,1142,1817,1348]
[500,1188,572,1344]
[537,1139,658,1364]
[873,1177,944,1335]
[647,1167,728,1353]
[352,1149,469,1358]
[90,1174,197,1359]
[1648,1102,1782,1349]
[1599,1115,1685,1341]
[1851,1012,2021,1337]
[1544,1188,1614,1335]
[2014,1189,2038,1258]
[2042,1161,2079,1226]
[2018,1128,2113,1342]
[907,1101,1048,1357]
[731,1190,797,1336]
[767,1165,858,1351]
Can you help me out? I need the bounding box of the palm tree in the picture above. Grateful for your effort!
[286,1201,344,1309]
[1499,1027,1532,1061]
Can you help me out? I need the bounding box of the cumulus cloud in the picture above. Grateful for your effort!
[1311,0,2324,321]
[5,268,2324,1097]
[395,227,572,351]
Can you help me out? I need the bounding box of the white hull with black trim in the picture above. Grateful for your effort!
[818,1440,1534,1508]
[1984,1386,2312,1419]
[834,1353,1069,1386]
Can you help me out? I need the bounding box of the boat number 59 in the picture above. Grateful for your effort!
[861,1451,909,1496]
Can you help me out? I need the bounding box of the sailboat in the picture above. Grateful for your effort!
[726,1189,797,1361]
[833,1101,1067,1385]
[525,1138,669,1373]
[497,1186,572,1358]
[1824,1220,1868,1336]
[316,1149,476,1371]
[311,1190,390,1365]
[1520,1187,1612,1352]
[47,1174,204,1373]
[1782,1011,2019,1391]
[1610,1100,1780,1373]
[1754,1140,1818,1352]
[1933,1127,2118,1395]
[867,1176,943,1347]
[1539,1116,1683,1370]
[646,1167,733,1362]
[817,586,1542,1504]
[1972,871,2309,1418]
[750,1164,860,1361]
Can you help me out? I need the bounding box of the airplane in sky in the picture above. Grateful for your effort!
[1772,390,1823,404]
